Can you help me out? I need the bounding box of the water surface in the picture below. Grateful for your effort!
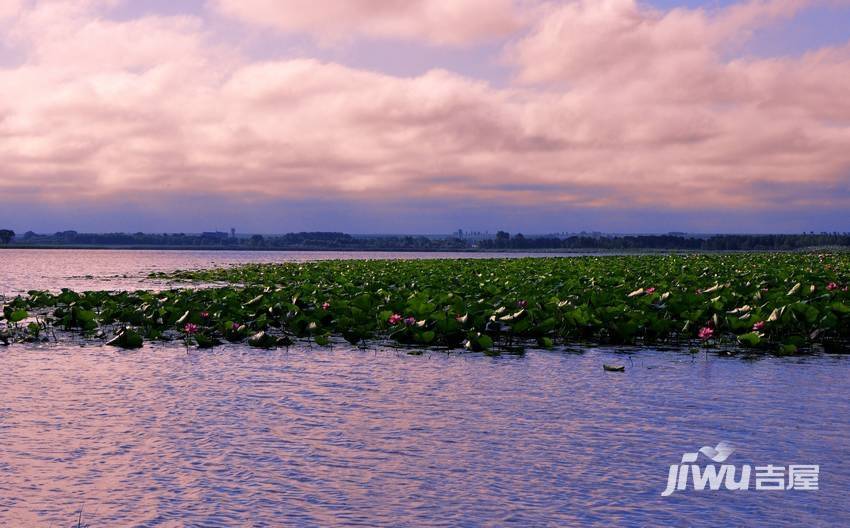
[0,344,847,527]
[0,250,847,526]
[0,249,570,295]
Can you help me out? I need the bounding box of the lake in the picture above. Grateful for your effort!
[1,249,848,526]
[0,249,572,296]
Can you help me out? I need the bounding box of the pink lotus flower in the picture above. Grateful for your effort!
[516,300,528,308]
[322,302,331,310]
[184,323,198,334]
[753,321,766,332]
[231,322,241,331]
[200,311,210,319]
[404,316,416,326]
[698,326,714,340]
[388,314,403,325]
[645,287,656,294]
[827,282,839,291]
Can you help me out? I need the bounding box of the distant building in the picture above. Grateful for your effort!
[458,230,494,242]
[201,231,229,241]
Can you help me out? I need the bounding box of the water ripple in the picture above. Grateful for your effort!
[0,345,847,526]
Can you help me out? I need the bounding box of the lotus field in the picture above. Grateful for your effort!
[3,254,850,354]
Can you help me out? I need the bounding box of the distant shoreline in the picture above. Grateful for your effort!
[5,232,850,253]
[1,244,845,254]
[0,244,620,253]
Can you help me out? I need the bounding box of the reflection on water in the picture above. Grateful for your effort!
[0,345,846,527]
[0,249,575,296]
[1,250,848,525]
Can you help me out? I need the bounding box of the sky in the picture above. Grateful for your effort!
[0,0,849,234]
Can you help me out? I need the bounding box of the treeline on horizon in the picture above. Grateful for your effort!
[2,229,850,251]
[478,232,850,251]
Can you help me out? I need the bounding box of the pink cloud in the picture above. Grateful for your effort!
[212,0,531,45]
[503,0,850,204]
[0,0,24,20]
[508,0,813,85]
[0,0,848,217]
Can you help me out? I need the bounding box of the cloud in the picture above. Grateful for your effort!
[0,0,24,20]
[508,0,813,85]
[212,0,532,46]
[503,0,850,207]
[0,0,849,231]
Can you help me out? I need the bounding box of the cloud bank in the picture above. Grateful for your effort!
[0,0,849,231]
